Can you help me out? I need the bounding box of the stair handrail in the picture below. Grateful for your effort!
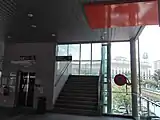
[55,62,71,87]
[98,59,103,114]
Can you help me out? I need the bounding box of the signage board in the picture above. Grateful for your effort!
[20,55,36,61]
[114,74,127,86]
[56,56,72,61]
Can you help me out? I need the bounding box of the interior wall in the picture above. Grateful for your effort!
[1,42,56,110]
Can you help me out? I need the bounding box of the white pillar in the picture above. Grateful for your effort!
[130,39,139,119]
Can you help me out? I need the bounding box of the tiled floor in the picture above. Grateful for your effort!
[13,113,134,120]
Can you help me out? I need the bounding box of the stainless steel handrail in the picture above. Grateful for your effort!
[55,62,71,86]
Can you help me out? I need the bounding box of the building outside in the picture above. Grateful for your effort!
[154,60,160,71]
[71,56,152,80]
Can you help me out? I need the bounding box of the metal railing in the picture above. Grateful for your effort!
[139,95,160,120]
[55,62,71,86]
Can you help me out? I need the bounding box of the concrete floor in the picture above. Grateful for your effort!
[11,113,134,120]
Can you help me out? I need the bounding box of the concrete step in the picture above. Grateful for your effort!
[53,107,99,116]
[58,95,97,101]
[60,92,98,97]
[55,103,97,110]
[62,89,98,93]
[67,80,98,84]
[64,85,97,89]
[56,99,97,106]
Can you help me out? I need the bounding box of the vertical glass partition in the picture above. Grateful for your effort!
[101,44,108,113]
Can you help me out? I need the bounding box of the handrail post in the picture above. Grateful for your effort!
[147,100,150,120]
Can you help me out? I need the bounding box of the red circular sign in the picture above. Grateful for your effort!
[114,74,127,86]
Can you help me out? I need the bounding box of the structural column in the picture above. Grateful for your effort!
[107,43,112,113]
[130,39,138,119]
[137,38,142,112]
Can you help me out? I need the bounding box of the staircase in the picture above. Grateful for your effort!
[54,75,99,116]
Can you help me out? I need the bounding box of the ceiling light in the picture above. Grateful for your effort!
[104,32,107,34]
[31,25,36,28]
[7,36,11,39]
[52,34,56,37]
[28,13,33,17]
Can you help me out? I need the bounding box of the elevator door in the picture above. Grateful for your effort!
[18,71,35,107]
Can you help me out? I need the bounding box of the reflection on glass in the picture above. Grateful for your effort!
[81,44,91,60]
[80,61,91,75]
[69,44,80,60]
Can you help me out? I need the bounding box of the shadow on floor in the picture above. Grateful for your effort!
[7,113,135,120]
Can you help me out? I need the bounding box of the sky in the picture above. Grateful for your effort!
[111,25,160,63]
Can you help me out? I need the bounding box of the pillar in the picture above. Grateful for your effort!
[137,38,142,111]
[107,43,112,113]
[158,0,160,26]
[130,39,138,119]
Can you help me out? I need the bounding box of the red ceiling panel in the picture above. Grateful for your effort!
[84,0,158,29]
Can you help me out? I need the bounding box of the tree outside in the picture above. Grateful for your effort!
[152,69,160,89]
[112,85,132,114]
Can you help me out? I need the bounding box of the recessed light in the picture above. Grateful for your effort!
[7,36,11,39]
[31,25,36,28]
[104,32,107,34]
[52,34,56,37]
[28,13,33,17]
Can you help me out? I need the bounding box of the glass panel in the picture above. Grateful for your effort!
[112,86,132,115]
[138,26,160,118]
[111,42,131,115]
[58,45,68,56]
[101,44,108,113]
[81,44,91,60]
[102,45,107,74]
[91,61,101,75]
[80,61,91,75]
[71,61,79,75]
[139,96,160,119]
[103,91,108,114]
[92,43,102,60]
[68,44,80,60]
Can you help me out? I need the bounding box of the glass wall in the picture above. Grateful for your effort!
[57,43,102,76]
[138,25,160,118]
[110,42,132,115]
[57,42,133,116]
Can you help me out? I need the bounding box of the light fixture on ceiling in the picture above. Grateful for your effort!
[52,34,56,37]
[31,25,36,28]
[28,13,33,18]
[7,36,11,39]
[104,31,107,34]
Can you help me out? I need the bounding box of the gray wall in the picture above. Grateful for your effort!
[1,42,56,110]
[53,61,71,105]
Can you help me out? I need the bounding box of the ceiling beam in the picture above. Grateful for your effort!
[58,39,130,44]
[132,26,145,41]
[84,0,156,5]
